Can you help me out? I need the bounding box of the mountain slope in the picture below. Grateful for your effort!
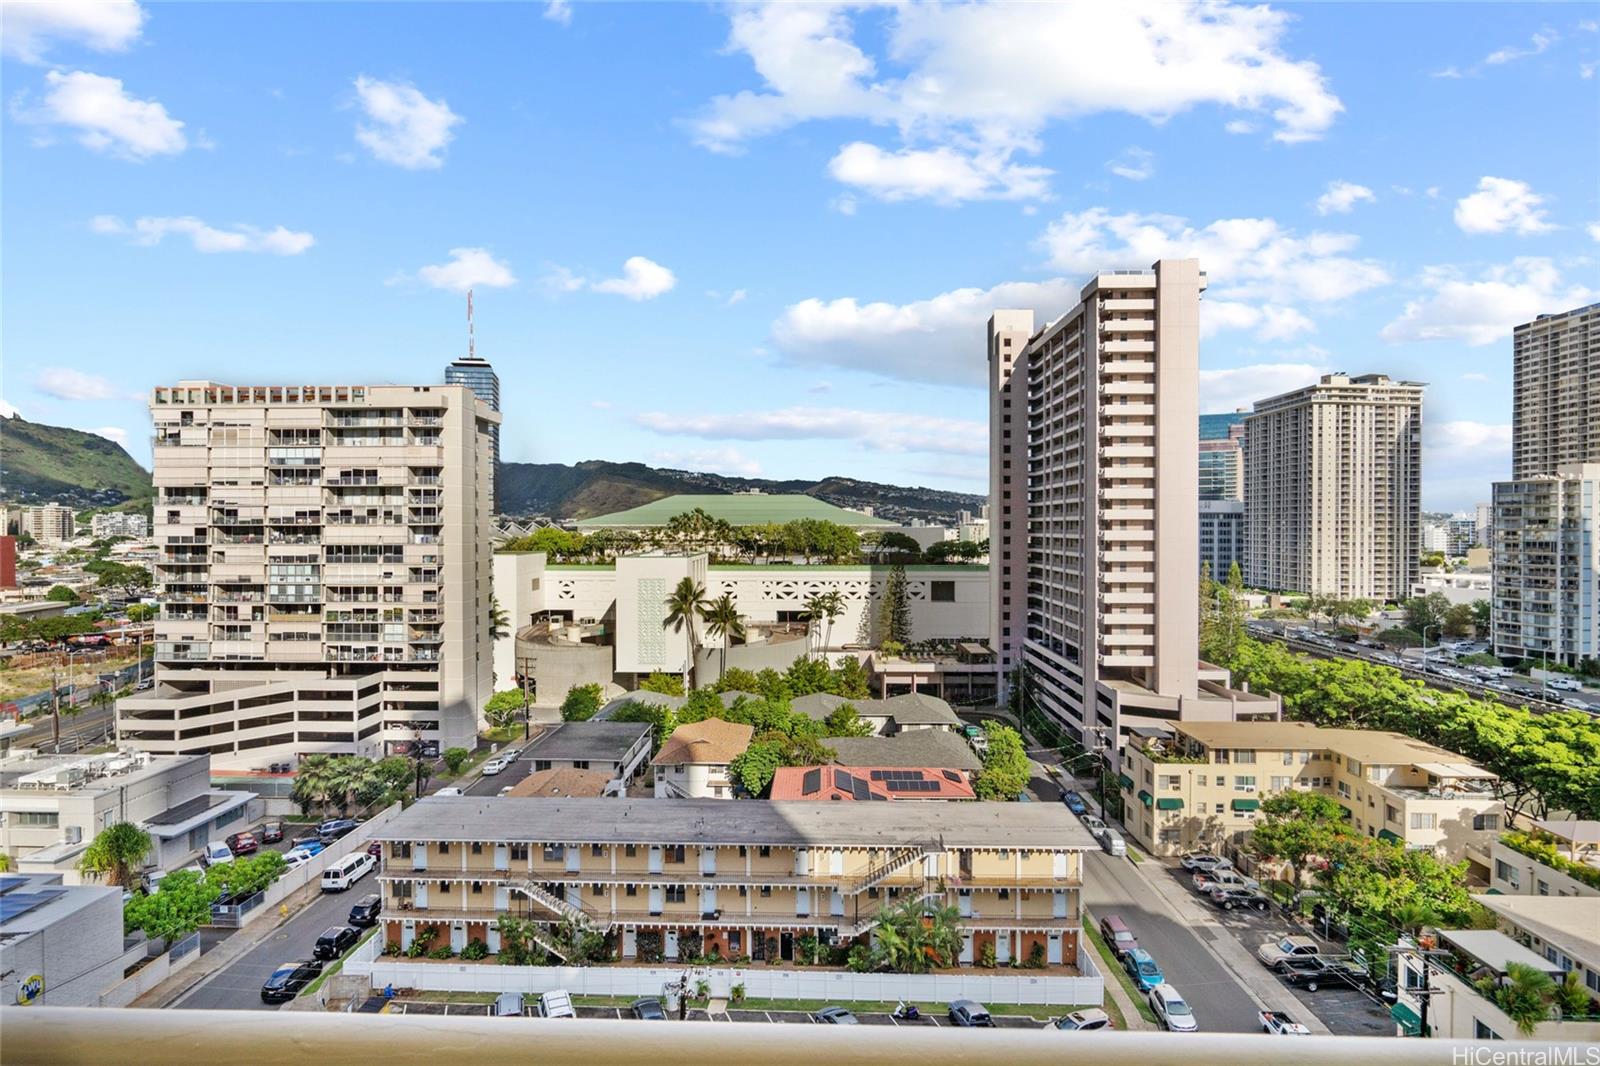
[0,415,153,504]
[497,459,984,525]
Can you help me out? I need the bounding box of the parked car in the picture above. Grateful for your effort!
[1098,829,1126,856]
[481,758,508,777]
[313,925,360,961]
[1546,676,1582,692]
[317,818,361,842]
[1280,958,1369,992]
[282,851,311,871]
[260,822,284,844]
[347,894,382,927]
[260,959,323,1004]
[814,1006,858,1024]
[630,997,666,1020]
[537,990,575,1018]
[1122,948,1164,992]
[947,999,994,1027]
[226,831,259,856]
[1148,984,1198,1032]
[1098,915,1139,959]
[366,841,384,859]
[201,841,234,866]
[1060,791,1088,815]
[1080,814,1107,835]
[1259,1009,1311,1035]
[1179,852,1228,872]
[494,992,524,1017]
[1257,935,1323,970]
[321,851,377,892]
[290,835,325,855]
[1197,869,1260,894]
[1209,886,1272,912]
[1048,1008,1110,1031]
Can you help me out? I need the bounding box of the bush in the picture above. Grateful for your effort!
[382,941,402,956]
[442,747,472,775]
[461,938,488,961]
[561,683,603,722]
[428,944,455,960]
[764,937,780,965]
[846,943,875,973]
[1027,941,1046,969]
[693,978,711,1001]
[979,942,997,969]
[730,982,746,1004]
[638,673,684,697]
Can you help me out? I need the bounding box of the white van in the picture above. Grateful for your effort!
[202,841,234,866]
[1546,676,1582,692]
[320,851,376,892]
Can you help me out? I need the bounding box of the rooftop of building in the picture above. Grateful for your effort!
[1435,928,1565,977]
[1476,895,1600,969]
[1157,720,1490,773]
[825,730,983,772]
[770,765,975,802]
[1531,819,1600,847]
[575,494,894,530]
[505,768,614,799]
[0,872,119,940]
[789,691,962,727]
[652,718,754,766]
[381,796,1098,849]
[0,751,201,795]
[524,721,650,763]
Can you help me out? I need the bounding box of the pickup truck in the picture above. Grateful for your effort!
[1194,868,1259,893]
[1259,1010,1311,1036]
[1257,935,1323,970]
[1280,958,1370,992]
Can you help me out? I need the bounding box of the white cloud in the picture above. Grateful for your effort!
[828,142,1051,204]
[1198,362,1326,413]
[1381,258,1597,346]
[1424,420,1512,498]
[0,398,19,418]
[91,214,314,255]
[592,256,677,300]
[11,69,185,160]
[1224,119,1256,134]
[1106,147,1155,182]
[352,76,462,169]
[589,400,613,410]
[36,368,118,401]
[637,406,986,458]
[1461,372,1490,383]
[1315,180,1376,215]
[831,194,858,216]
[543,1,571,26]
[772,277,1081,386]
[414,248,515,293]
[650,447,763,478]
[1201,300,1315,341]
[92,426,130,448]
[725,289,747,307]
[1,1,145,64]
[691,2,1342,203]
[541,265,586,294]
[1589,222,1600,242]
[1583,61,1597,80]
[1485,27,1558,65]
[1042,207,1389,303]
[1454,176,1556,235]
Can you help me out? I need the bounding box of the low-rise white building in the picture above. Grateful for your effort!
[1489,819,1600,898]
[89,512,149,539]
[652,718,753,799]
[0,872,134,1007]
[0,751,253,881]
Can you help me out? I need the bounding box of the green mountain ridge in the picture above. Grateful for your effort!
[0,415,153,504]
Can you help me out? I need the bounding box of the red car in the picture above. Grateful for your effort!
[260,822,283,844]
[366,841,383,860]
[227,831,259,856]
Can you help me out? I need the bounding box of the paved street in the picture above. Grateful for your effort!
[463,741,534,796]
[9,703,116,751]
[174,870,380,1010]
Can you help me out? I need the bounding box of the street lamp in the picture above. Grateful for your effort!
[1421,624,1440,672]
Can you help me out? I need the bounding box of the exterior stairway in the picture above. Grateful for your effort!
[507,880,612,932]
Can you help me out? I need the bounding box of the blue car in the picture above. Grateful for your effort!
[1123,948,1164,992]
[1061,791,1088,815]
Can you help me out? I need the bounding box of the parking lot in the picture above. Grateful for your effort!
[383,1000,1046,1027]
[1150,862,1395,1036]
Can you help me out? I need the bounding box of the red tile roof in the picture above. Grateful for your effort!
[768,765,974,801]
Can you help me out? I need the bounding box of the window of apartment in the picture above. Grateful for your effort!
[1159,775,1182,790]
[930,581,955,603]
[1409,813,1436,830]
[591,884,605,898]
[510,844,528,861]
[1233,750,1256,765]
[1473,813,1500,831]
[1473,1020,1502,1040]
[665,845,686,864]
[1385,805,1400,824]
[543,845,565,862]
[625,884,637,897]
[625,844,637,857]
[1234,776,1256,791]
[759,886,771,898]
[1215,803,1225,814]
[665,886,686,904]
[591,844,604,857]
[1495,860,1521,888]
[1196,775,1207,787]
[437,842,450,855]
[1537,880,1550,897]
[1337,781,1351,799]
[470,842,483,855]
[471,882,483,895]
[1270,776,1292,790]
[13,812,59,828]
[758,846,771,858]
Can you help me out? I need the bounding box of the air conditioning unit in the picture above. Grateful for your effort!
[63,825,82,844]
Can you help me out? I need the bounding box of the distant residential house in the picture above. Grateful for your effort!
[652,718,754,799]
[770,765,975,801]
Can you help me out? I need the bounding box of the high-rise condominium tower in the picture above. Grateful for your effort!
[1511,303,1600,479]
[446,354,500,510]
[117,380,498,769]
[990,259,1207,747]
[1244,373,1424,600]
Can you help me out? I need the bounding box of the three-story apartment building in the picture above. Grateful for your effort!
[116,381,498,769]
[374,797,1095,968]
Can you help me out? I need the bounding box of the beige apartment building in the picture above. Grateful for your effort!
[116,381,498,770]
[1120,721,1503,871]
[20,504,75,545]
[375,797,1096,967]
[990,260,1276,751]
[1245,373,1423,600]
[1511,302,1600,479]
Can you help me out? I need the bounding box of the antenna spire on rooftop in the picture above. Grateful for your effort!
[467,288,475,360]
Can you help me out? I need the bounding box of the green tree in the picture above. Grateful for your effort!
[498,527,587,560]
[701,593,746,677]
[1471,599,1492,632]
[206,851,286,898]
[1493,962,1558,1036]
[123,869,220,944]
[974,724,1030,799]
[874,531,923,561]
[482,688,527,730]
[712,667,761,694]
[124,603,157,623]
[561,682,603,722]
[1442,602,1477,638]
[96,563,152,600]
[291,754,340,816]
[872,897,964,973]
[442,747,472,775]
[801,592,829,656]
[728,740,785,797]
[823,704,872,737]
[78,822,152,887]
[607,700,677,753]
[876,564,912,646]
[1403,592,1451,637]
[784,656,832,696]
[45,585,80,604]
[831,656,871,699]
[639,672,686,696]
[663,577,709,691]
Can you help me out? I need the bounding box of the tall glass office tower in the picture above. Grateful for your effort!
[446,355,500,509]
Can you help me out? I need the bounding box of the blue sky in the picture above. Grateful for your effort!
[3,1,1597,511]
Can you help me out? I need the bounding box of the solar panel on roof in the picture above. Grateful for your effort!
[0,875,28,895]
[941,770,961,783]
[0,889,65,923]
[851,777,872,801]
[802,768,822,795]
[834,769,855,792]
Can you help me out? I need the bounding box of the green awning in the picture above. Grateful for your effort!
[1118,773,1134,790]
[1156,797,1184,811]
[1231,798,1260,811]
[1378,828,1403,844]
[1389,1001,1421,1036]
[1137,789,1153,807]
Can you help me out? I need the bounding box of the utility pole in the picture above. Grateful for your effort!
[50,666,61,748]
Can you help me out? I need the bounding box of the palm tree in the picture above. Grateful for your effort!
[801,593,828,655]
[291,754,340,816]
[663,577,709,691]
[1494,962,1558,1036]
[701,594,746,678]
[488,595,509,642]
[818,590,845,656]
[1391,901,1435,939]
[78,822,152,887]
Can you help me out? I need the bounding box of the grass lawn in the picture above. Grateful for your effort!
[300,927,379,998]
[570,993,1075,1018]
[1082,917,1159,1025]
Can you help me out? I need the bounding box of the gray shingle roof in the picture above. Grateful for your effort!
[826,730,982,771]
[524,722,650,763]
